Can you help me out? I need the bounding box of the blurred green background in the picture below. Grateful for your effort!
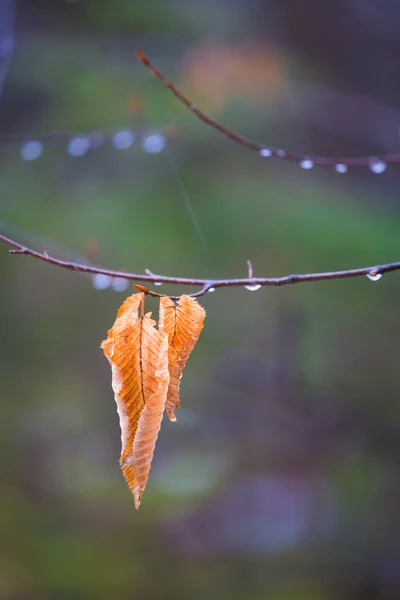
[1,1,400,598]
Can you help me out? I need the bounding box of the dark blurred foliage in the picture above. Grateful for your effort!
[0,1,400,598]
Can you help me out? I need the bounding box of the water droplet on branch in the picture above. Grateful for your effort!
[67,137,90,157]
[335,164,348,173]
[366,272,382,282]
[141,133,166,154]
[299,159,314,170]
[244,284,262,291]
[92,273,113,290]
[369,160,387,174]
[112,130,135,150]
[208,287,216,293]
[111,277,130,292]
[259,148,272,157]
[20,140,43,161]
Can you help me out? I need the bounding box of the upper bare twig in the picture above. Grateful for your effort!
[0,233,398,298]
[136,50,400,172]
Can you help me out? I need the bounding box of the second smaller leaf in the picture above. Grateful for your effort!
[159,295,206,421]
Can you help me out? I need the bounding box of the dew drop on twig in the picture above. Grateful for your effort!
[67,136,90,157]
[335,163,348,173]
[141,133,166,154]
[20,140,43,161]
[111,277,130,292]
[92,273,113,290]
[208,287,216,293]
[244,284,262,291]
[112,130,135,150]
[154,281,163,286]
[259,148,272,157]
[299,159,314,170]
[366,272,382,282]
[369,160,387,174]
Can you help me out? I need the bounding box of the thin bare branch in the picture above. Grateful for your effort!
[0,233,398,298]
[136,49,400,172]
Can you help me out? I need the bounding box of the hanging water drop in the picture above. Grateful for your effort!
[141,133,166,154]
[67,136,90,157]
[335,163,348,173]
[112,130,135,150]
[208,287,216,293]
[244,283,262,291]
[111,277,130,292]
[20,140,43,161]
[92,273,113,290]
[259,148,272,157]
[367,272,382,282]
[299,159,314,170]
[276,149,286,158]
[369,160,387,174]
[154,281,163,286]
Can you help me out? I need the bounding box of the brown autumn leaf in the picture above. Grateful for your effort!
[159,295,206,422]
[101,293,169,509]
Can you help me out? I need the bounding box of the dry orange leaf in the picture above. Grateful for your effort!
[101,293,169,509]
[159,295,206,421]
